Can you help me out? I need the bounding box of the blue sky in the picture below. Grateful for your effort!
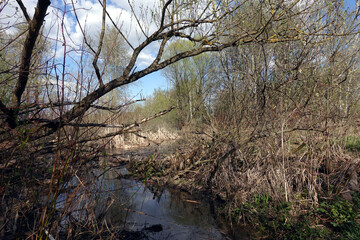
[2,0,164,98]
[2,0,359,100]
[128,69,169,98]
[130,0,359,98]
[345,0,357,8]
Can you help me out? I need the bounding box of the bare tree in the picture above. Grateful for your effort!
[1,0,359,238]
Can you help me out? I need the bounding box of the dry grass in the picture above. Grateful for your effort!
[131,125,360,225]
[104,127,179,149]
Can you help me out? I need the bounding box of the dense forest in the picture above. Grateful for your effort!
[1,0,360,239]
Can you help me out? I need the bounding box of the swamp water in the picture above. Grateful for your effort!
[85,148,250,239]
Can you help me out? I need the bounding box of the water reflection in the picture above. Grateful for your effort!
[96,167,227,240]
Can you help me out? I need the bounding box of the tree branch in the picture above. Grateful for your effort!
[93,0,106,87]
[70,0,97,54]
[127,0,148,38]
[26,0,312,137]
[7,0,50,128]
[0,98,145,118]
[16,0,31,23]
[150,36,168,66]
[160,0,173,28]
[76,105,176,143]
[0,29,28,52]
[100,0,134,50]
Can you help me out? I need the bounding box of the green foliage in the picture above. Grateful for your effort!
[345,136,360,152]
[100,25,130,82]
[279,220,331,240]
[256,193,270,205]
[240,194,360,239]
[132,88,179,130]
[162,39,215,127]
[316,194,360,239]
[231,194,335,239]
[0,30,19,105]
[0,22,49,106]
[321,200,355,227]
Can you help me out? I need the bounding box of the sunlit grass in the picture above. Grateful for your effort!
[345,136,360,152]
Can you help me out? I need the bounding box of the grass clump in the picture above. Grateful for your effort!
[316,193,360,239]
[230,192,360,239]
[230,194,330,239]
[345,136,360,152]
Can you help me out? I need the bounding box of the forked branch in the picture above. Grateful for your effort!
[5,0,50,129]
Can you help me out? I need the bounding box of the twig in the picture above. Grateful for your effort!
[15,0,31,23]
[93,0,107,87]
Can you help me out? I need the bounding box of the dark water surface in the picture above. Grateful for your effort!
[93,148,250,240]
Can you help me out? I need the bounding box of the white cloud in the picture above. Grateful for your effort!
[0,0,199,99]
[137,51,155,66]
[62,0,160,68]
[0,0,37,34]
[1,0,162,67]
[64,0,159,47]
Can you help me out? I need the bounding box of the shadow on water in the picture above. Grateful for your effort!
[93,148,251,240]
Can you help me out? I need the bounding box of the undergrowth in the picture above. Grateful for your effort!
[228,191,360,239]
[128,128,360,239]
[230,194,331,239]
[345,136,360,153]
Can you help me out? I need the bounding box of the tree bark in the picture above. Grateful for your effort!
[6,0,51,128]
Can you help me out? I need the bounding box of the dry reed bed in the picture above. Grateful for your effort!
[130,130,360,223]
[103,128,179,149]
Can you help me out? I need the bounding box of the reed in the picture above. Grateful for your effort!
[103,127,179,149]
[129,123,360,238]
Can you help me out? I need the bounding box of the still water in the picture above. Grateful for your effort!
[91,148,249,240]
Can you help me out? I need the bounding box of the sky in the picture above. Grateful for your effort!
[1,0,169,98]
[1,0,359,99]
[136,0,359,97]
[346,0,358,8]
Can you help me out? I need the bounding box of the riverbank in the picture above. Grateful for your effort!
[122,135,360,239]
[98,147,248,240]
[2,133,357,239]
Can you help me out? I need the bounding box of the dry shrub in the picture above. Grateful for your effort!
[0,126,120,239]
[152,127,360,214]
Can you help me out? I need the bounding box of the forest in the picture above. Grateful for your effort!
[1,0,360,239]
